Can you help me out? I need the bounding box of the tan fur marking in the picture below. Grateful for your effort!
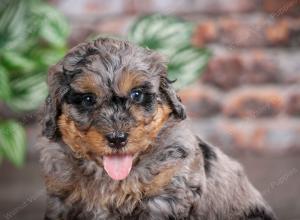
[127,104,171,155]
[45,175,74,196]
[58,114,87,157]
[58,114,110,158]
[115,71,149,96]
[71,73,103,96]
[143,166,178,197]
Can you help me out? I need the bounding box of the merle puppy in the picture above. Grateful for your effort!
[39,37,276,220]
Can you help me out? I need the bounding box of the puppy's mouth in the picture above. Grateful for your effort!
[103,154,133,181]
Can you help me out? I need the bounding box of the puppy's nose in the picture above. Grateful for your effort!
[105,132,128,149]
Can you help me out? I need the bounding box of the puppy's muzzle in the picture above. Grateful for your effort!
[105,132,128,149]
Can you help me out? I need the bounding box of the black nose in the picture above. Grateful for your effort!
[105,132,128,149]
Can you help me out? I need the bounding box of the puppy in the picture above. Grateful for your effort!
[39,37,276,220]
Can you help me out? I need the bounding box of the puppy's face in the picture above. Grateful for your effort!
[43,38,186,180]
[58,70,171,180]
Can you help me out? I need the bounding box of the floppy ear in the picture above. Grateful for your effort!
[42,63,66,140]
[42,43,91,139]
[147,51,186,120]
[159,76,186,120]
[42,95,58,139]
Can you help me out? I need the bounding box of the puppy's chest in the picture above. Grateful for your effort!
[63,162,179,214]
[64,173,196,219]
[67,178,142,213]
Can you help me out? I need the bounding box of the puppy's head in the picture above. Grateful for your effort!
[42,38,186,180]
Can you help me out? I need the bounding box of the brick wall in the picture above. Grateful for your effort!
[49,0,300,153]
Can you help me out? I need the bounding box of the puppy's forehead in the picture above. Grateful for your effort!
[114,71,158,96]
[65,40,163,96]
[70,69,158,97]
[70,72,106,96]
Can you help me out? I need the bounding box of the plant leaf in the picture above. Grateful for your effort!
[9,73,48,112]
[0,0,29,51]
[129,14,194,53]
[0,120,26,167]
[30,47,66,68]
[168,46,211,89]
[0,66,11,100]
[1,51,37,75]
[128,14,211,89]
[0,0,69,114]
[33,4,69,48]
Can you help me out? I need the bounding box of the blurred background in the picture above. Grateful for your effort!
[0,0,300,219]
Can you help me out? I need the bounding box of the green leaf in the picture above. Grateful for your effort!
[9,73,48,112]
[128,14,211,89]
[129,14,194,52]
[33,4,69,48]
[0,0,29,51]
[31,47,66,68]
[1,51,37,74]
[0,0,69,115]
[0,120,26,167]
[168,46,211,89]
[0,66,11,100]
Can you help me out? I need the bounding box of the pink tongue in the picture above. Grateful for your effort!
[103,155,133,180]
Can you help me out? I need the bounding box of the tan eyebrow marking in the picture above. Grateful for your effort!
[114,71,149,97]
[71,73,104,96]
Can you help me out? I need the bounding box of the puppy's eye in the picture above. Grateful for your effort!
[65,90,97,109]
[130,90,143,103]
[82,94,96,107]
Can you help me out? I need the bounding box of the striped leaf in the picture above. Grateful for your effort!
[0,121,26,167]
[128,14,211,89]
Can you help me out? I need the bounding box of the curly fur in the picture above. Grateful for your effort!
[39,37,276,220]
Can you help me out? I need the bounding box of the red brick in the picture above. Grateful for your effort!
[286,90,300,116]
[202,54,243,90]
[250,121,300,153]
[223,87,284,118]
[192,21,217,47]
[242,52,279,83]
[131,0,257,14]
[264,18,300,46]
[179,85,222,118]
[52,0,127,19]
[265,19,290,45]
[190,119,241,151]
[202,51,279,90]
[68,24,94,47]
[275,51,300,84]
[94,16,134,35]
[289,18,300,46]
[191,118,300,153]
[216,120,250,150]
[193,16,300,47]
[218,18,267,48]
[262,0,300,17]
[67,16,134,47]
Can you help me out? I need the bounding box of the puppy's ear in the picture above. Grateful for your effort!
[159,76,186,120]
[42,43,90,139]
[148,51,186,120]
[42,95,58,139]
[42,63,67,140]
